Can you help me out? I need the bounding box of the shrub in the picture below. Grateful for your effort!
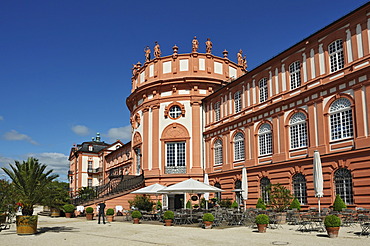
[333,194,347,212]
[85,207,93,214]
[156,200,162,210]
[219,199,232,208]
[128,195,155,212]
[193,204,199,208]
[163,210,174,220]
[231,201,238,208]
[324,215,341,227]
[106,208,114,216]
[186,200,192,209]
[202,213,215,222]
[289,198,301,210]
[255,214,269,224]
[256,198,266,210]
[131,210,142,219]
[62,204,75,213]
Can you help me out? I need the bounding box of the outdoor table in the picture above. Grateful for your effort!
[360,222,370,237]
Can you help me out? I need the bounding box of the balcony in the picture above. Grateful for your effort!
[87,167,102,174]
[68,170,73,176]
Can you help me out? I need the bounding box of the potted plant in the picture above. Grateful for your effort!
[131,210,142,224]
[269,184,293,224]
[106,208,115,222]
[85,207,94,220]
[231,201,238,209]
[289,197,301,210]
[163,210,174,226]
[2,157,58,235]
[255,214,269,233]
[256,198,267,210]
[63,204,75,218]
[324,214,341,238]
[202,213,215,229]
[333,195,346,212]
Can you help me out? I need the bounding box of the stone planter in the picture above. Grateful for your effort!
[133,218,140,224]
[276,212,287,224]
[164,219,172,226]
[203,221,213,229]
[107,215,114,222]
[65,212,73,218]
[86,213,94,220]
[326,227,340,238]
[16,215,38,235]
[257,223,267,233]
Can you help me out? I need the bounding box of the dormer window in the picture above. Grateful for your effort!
[88,145,93,151]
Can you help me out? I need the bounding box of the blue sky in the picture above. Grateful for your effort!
[0,0,367,181]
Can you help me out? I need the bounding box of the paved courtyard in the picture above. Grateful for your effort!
[1,215,369,246]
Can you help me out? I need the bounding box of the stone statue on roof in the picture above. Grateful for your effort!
[205,38,213,54]
[192,36,199,53]
[237,49,243,66]
[243,55,248,70]
[144,46,151,62]
[154,41,161,58]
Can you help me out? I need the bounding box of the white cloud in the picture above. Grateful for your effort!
[0,153,69,182]
[3,130,38,145]
[106,125,132,142]
[72,125,90,136]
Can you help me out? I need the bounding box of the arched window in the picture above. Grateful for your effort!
[258,123,272,156]
[334,168,353,204]
[234,132,245,162]
[329,98,353,141]
[289,61,301,90]
[214,139,223,165]
[260,177,270,204]
[214,102,221,121]
[290,112,308,149]
[214,182,222,201]
[292,173,307,205]
[259,78,268,103]
[329,39,344,73]
[234,91,242,113]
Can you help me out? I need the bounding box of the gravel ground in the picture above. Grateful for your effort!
[1,213,369,246]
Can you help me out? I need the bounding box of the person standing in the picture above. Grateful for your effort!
[98,201,106,224]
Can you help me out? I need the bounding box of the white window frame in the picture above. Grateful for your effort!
[329,98,353,141]
[166,142,186,167]
[214,102,221,121]
[258,123,272,156]
[289,112,308,149]
[214,139,223,165]
[234,91,242,113]
[234,132,245,162]
[329,39,344,73]
[289,61,301,90]
[259,78,268,103]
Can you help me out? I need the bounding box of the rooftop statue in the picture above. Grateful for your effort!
[144,46,151,62]
[154,41,161,58]
[237,49,248,70]
[205,38,213,54]
[192,36,199,53]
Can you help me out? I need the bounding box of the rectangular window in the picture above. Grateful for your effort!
[289,61,301,90]
[234,91,242,113]
[329,40,344,73]
[259,78,268,103]
[214,102,221,121]
[166,142,185,167]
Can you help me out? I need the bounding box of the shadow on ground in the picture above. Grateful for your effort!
[36,226,79,235]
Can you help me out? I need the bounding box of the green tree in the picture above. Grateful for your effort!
[42,181,70,210]
[289,197,301,210]
[78,187,96,200]
[0,179,18,214]
[268,183,293,212]
[128,195,154,212]
[2,157,58,215]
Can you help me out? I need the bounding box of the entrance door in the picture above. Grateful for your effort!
[174,194,184,210]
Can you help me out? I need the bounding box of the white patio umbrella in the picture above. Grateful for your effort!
[203,174,209,209]
[157,178,224,194]
[313,151,324,213]
[241,167,248,210]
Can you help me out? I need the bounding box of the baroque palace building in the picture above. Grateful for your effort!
[69,3,370,210]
